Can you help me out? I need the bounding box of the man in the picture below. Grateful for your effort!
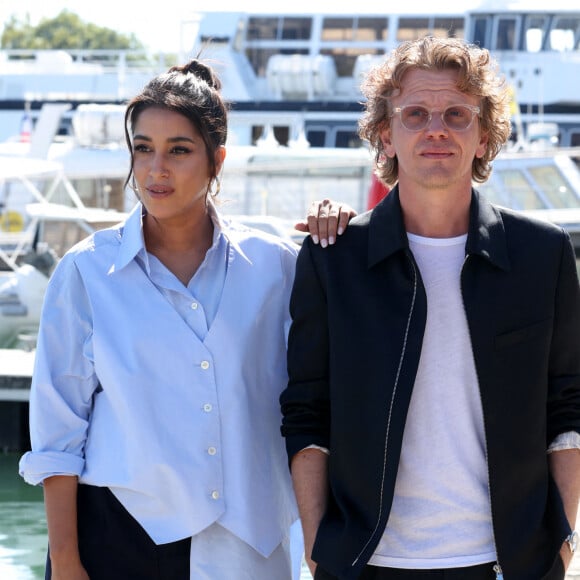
[280,37,580,580]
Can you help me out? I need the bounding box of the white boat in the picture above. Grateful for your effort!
[1,1,579,223]
[0,0,579,148]
[0,1,579,343]
[0,155,127,348]
[1,105,580,225]
[478,146,580,275]
[0,101,376,222]
[1,137,579,348]
[191,0,580,150]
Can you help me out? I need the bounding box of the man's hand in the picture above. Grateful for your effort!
[296,199,357,248]
[290,449,329,577]
[560,542,574,571]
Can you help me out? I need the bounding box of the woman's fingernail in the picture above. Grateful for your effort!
[312,235,319,244]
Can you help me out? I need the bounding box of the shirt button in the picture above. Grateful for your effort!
[203,403,213,412]
[211,490,220,500]
[191,302,198,310]
[208,446,217,456]
[200,360,210,370]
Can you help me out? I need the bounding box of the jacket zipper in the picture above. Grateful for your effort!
[351,251,419,567]
[461,254,503,579]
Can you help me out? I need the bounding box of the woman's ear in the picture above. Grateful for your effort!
[215,146,227,173]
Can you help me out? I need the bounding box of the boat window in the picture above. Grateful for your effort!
[522,16,549,52]
[396,17,464,43]
[273,126,289,146]
[495,18,517,50]
[477,182,504,206]
[472,17,489,48]
[247,17,279,40]
[280,18,312,40]
[356,18,389,42]
[245,48,308,77]
[246,16,313,42]
[335,129,362,149]
[528,165,580,209]
[321,48,382,77]
[306,128,328,148]
[495,169,546,210]
[72,178,125,211]
[433,17,465,39]
[397,18,431,42]
[547,17,580,52]
[41,221,90,259]
[322,18,356,41]
[571,132,580,147]
[250,125,290,147]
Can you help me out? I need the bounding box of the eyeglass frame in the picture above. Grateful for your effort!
[390,104,481,132]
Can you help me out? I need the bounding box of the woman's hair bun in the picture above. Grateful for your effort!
[168,59,222,91]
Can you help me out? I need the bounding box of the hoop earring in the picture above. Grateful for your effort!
[207,177,220,197]
[129,177,142,199]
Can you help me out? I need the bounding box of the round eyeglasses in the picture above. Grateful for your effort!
[391,104,481,132]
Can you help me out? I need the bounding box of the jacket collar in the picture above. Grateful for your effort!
[367,186,408,268]
[466,189,511,271]
[368,185,511,271]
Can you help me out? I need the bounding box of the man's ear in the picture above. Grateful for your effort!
[475,131,489,159]
[380,128,396,158]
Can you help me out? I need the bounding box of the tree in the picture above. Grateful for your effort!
[1,10,145,51]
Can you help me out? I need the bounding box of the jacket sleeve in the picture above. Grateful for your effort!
[280,239,331,462]
[546,230,580,444]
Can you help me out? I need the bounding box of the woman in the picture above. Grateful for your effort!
[19,60,352,580]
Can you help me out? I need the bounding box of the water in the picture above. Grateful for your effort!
[0,454,46,580]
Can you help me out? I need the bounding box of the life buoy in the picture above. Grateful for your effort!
[0,210,24,232]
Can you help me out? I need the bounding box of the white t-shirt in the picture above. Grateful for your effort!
[369,233,496,569]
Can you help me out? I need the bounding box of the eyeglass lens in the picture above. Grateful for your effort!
[401,105,476,131]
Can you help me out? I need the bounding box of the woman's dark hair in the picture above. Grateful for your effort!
[124,59,229,191]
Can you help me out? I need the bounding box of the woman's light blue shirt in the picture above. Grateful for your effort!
[19,202,299,557]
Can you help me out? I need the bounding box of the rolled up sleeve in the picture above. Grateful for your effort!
[547,232,580,443]
[19,254,98,485]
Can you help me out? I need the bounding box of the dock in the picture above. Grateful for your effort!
[0,348,34,452]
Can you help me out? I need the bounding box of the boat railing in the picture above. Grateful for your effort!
[0,49,170,76]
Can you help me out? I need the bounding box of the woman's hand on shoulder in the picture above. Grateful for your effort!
[296,199,357,248]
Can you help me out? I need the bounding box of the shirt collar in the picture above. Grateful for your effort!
[212,207,255,265]
[111,200,251,274]
[368,185,510,271]
[111,202,146,273]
